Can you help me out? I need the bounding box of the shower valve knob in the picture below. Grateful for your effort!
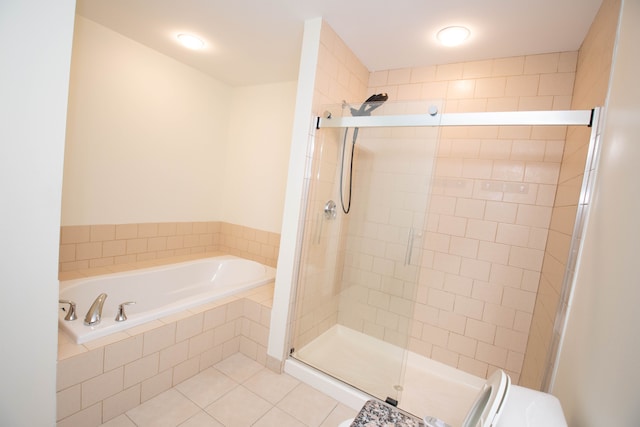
[324,200,337,220]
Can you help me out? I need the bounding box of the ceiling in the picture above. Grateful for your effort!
[75,0,603,87]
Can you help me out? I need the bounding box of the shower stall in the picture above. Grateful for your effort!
[286,100,599,422]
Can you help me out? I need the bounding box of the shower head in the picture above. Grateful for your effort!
[350,93,388,116]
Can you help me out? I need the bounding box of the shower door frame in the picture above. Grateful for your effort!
[287,107,600,401]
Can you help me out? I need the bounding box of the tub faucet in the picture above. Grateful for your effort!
[84,293,108,326]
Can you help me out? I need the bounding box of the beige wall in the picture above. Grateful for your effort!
[63,16,295,235]
[223,82,297,234]
[0,0,76,425]
[63,16,231,225]
[521,0,621,390]
[553,0,640,424]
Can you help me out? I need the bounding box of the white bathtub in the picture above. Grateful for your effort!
[58,255,276,344]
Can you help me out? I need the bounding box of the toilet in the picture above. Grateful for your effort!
[430,369,567,427]
[341,369,567,427]
[495,383,567,426]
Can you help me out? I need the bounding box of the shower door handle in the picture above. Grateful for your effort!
[404,227,422,266]
[405,228,413,265]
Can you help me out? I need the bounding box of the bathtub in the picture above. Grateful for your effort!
[58,255,276,344]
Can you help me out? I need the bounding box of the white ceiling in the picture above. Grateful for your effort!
[76,0,603,87]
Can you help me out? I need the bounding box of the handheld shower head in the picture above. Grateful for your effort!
[350,93,388,116]
[340,93,389,214]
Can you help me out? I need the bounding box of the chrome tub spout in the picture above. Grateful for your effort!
[84,293,108,326]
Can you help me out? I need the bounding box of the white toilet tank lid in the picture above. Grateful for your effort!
[462,369,511,427]
[496,385,567,427]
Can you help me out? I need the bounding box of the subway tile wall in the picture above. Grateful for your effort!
[520,0,620,389]
[59,221,280,276]
[362,52,580,383]
[292,18,595,385]
[291,21,369,350]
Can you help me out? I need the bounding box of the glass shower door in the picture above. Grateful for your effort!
[290,106,440,403]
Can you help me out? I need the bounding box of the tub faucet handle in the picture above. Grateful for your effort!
[59,299,77,321]
[115,301,136,322]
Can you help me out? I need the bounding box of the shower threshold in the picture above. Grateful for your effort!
[287,325,484,427]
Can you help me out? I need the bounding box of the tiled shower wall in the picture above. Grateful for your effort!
[359,52,579,383]
[520,0,620,390]
[59,221,280,275]
[293,19,591,384]
[338,122,440,348]
[291,21,369,349]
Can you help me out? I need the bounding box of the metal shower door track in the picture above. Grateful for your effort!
[317,109,594,129]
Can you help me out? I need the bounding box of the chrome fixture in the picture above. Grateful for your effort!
[324,200,337,220]
[84,293,108,326]
[58,299,77,321]
[340,93,389,214]
[404,227,423,266]
[115,301,136,322]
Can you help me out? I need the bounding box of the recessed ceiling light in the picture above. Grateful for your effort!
[436,26,471,47]
[176,33,205,50]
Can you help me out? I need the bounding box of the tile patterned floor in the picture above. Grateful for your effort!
[99,353,358,427]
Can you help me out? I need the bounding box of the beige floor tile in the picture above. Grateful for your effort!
[205,385,272,426]
[214,352,264,383]
[243,368,300,404]
[320,404,360,427]
[99,414,136,427]
[252,407,306,427]
[178,411,224,426]
[126,389,200,427]
[175,367,238,408]
[277,383,339,427]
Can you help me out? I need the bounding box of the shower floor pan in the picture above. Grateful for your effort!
[290,325,484,427]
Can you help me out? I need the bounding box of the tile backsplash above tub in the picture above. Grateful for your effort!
[59,221,280,276]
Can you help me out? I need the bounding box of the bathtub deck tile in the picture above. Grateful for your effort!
[172,356,201,385]
[104,335,144,371]
[188,329,215,359]
[126,319,164,337]
[160,310,193,324]
[58,331,88,360]
[260,306,271,327]
[142,323,176,356]
[199,344,224,370]
[203,306,228,331]
[243,299,262,323]
[140,369,173,403]
[81,366,124,408]
[188,297,236,314]
[124,353,160,388]
[159,341,189,372]
[57,348,104,391]
[84,332,131,351]
[102,384,141,423]
[57,402,102,427]
[176,313,204,342]
[57,384,82,421]
[62,339,90,360]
